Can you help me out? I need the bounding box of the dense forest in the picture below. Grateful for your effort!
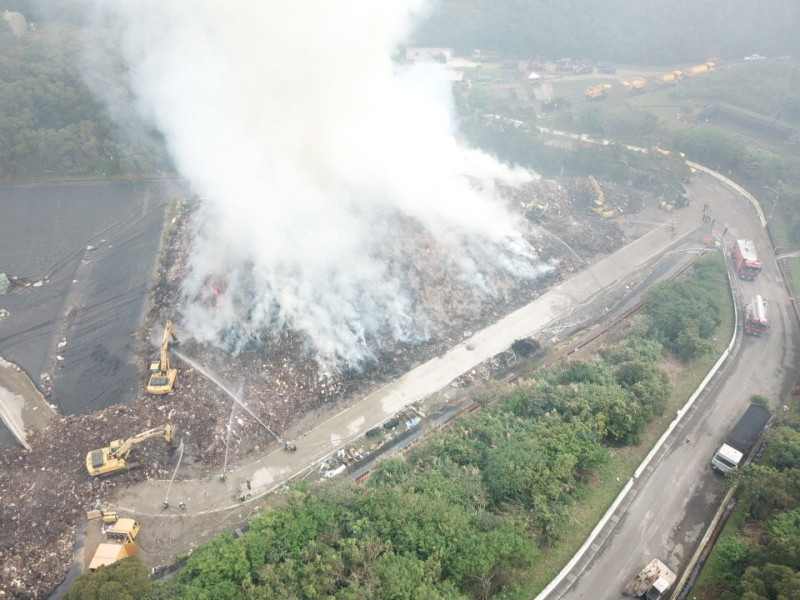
[0,1,798,180]
[0,7,170,179]
[411,0,800,64]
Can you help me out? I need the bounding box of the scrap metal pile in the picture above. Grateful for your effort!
[0,175,649,599]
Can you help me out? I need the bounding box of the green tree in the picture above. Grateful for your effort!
[764,427,800,471]
[66,555,150,600]
[740,563,800,600]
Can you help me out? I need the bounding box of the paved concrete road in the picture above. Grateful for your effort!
[553,175,799,600]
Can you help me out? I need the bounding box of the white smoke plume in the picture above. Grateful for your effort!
[91,1,552,369]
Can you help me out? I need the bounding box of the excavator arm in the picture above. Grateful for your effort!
[113,424,173,460]
[588,176,615,218]
[147,321,179,394]
[86,424,173,476]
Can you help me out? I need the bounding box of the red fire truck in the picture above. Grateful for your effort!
[732,239,762,280]
[744,295,769,335]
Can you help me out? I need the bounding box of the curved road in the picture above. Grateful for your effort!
[552,175,799,599]
[107,170,799,596]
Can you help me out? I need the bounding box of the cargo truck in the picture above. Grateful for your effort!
[623,76,647,91]
[711,403,773,474]
[88,518,140,571]
[744,295,769,335]
[684,62,715,77]
[732,239,762,280]
[656,70,683,85]
[624,558,677,599]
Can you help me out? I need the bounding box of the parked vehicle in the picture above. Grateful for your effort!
[88,518,140,571]
[585,84,612,101]
[711,403,773,474]
[656,70,683,85]
[684,62,715,77]
[623,76,647,91]
[732,239,762,280]
[528,58,545,71]
[744,295,769,335]
[624,558,677,599]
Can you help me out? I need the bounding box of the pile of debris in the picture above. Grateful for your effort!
[0,174,648,599]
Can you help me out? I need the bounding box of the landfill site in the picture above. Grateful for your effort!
[0,174,675,599]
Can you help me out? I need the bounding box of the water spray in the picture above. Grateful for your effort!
[175,350,282,442]
[221,395,238,481]
[163,438,185,510]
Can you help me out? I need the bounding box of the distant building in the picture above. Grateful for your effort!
[405,47,454,63]
[527,71,542,84]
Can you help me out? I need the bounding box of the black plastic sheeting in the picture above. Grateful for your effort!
[0,181,184,432]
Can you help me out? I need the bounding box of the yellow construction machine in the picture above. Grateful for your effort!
[88,518,140,571]
[584,84,612,101]
[656,70,683,86]
[86,424,173,477]
[147,320,178,395]
[622,76,647,91]
[524,199,550,220]
[588,176,615,218]
[684,62,715,77]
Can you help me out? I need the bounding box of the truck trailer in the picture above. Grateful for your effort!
[711,403,773,474]
[684,62,715,77]
[88,518,140,571]
[732,239,762,280]
[656,70,683,85]
[624,558,677,599]
[744,295,769,335]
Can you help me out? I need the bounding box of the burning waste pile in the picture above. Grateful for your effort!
[0,3,651,597]
[85,3,562,376]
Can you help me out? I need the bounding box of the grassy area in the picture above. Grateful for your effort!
[781,257,800,310]
[688,365,800,598]
[550,77,619,101]
[516,267,735,595]
[690,504,748,597]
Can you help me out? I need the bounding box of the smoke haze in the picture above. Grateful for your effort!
[91,1,551,369]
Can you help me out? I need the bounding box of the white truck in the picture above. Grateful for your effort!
[711,403,773,474]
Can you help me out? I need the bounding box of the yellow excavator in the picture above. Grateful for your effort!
[588,175,615,218]
[147,320,178,395]
[524,199,550,220]
[86,424,173,477]
[584,84,612,101]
